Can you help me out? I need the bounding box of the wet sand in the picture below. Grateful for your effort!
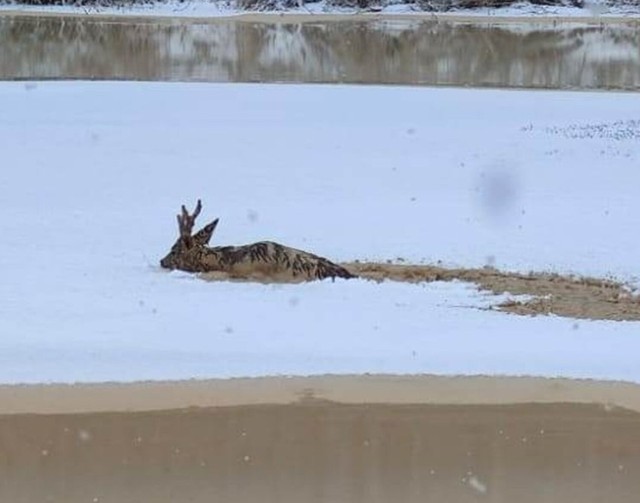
[1,375,639,502]
[3,375,640,414]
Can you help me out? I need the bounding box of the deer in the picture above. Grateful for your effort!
[160,200,356,282]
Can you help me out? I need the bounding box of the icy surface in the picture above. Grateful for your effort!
[0,81,639,384]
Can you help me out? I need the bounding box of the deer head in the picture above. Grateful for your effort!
[160,200,219,271]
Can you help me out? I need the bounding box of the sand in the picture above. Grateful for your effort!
[201,262,640,321]
[346,262,640,321]
[1,375,639,502]
[2,375,640,414]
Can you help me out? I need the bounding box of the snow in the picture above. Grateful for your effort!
[0,81,639,384]
[0,0,638,19]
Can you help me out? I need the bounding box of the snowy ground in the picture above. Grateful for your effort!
[1,81,639,384]
[0,0,639,19]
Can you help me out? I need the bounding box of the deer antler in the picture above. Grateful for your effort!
[177,199,202,240]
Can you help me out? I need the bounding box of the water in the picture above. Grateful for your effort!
[1,14,639,89]
[2,401,640,502]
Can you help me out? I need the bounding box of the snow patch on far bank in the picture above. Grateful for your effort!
[0,0,638,19]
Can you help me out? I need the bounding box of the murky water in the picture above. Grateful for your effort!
[1,402,639,502]
[1,14,639,89]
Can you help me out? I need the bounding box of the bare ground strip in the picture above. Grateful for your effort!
[346,262,640,322]
[202,262,640,321]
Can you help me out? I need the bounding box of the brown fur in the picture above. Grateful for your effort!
[160,200,355,281]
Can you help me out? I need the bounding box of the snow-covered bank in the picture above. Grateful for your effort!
[1,82,639,384]
[0,0,639,19]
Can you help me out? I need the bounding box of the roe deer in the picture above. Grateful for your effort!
[160,200,355,281]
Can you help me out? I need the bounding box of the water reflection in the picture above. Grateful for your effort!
[1,15,639,89]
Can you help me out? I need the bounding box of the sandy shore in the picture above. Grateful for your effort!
[1,375,639,502]
[1,374,640,414]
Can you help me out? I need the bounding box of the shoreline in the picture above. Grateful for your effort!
[0,8,639,24]
[2,374,640,414]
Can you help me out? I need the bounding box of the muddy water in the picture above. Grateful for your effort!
[1,402,639,503]
[1,376,640,503]
[1,14,639,89]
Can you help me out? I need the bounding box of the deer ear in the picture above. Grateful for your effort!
[193,218,219,245]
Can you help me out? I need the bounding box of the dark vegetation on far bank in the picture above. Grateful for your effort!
[4,0,639,11]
